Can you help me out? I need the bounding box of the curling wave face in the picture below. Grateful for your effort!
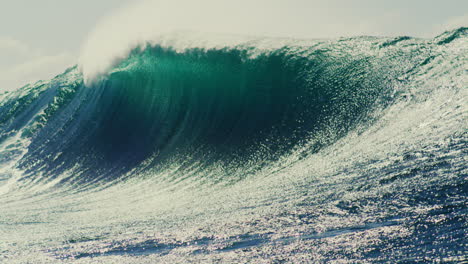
[0,28,466,263]
[4,34,409,185]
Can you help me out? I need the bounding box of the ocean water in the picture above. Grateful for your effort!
[0,28,466,263]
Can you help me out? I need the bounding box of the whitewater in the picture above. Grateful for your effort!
[0,25,467,262]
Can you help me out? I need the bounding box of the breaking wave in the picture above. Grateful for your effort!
[0,28,466,263]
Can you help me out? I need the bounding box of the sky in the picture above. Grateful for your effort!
[1,0,467,91]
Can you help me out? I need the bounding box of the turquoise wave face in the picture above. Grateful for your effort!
[5,41,407,184]
[90,46,395,159]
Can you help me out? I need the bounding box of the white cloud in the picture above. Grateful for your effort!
[0,37,76,91]
[0,37,32,54]
[0,37,40,67]
[0,53,75,90]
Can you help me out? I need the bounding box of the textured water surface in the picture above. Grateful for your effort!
[0,28,466,263]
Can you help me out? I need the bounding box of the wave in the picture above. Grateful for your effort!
[1,33,420,185]
[0,28,466,262]
[1,29,466,186]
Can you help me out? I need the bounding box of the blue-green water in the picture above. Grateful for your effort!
[0,28,466,263]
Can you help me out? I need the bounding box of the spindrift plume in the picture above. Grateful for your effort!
[0,28,466,262]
